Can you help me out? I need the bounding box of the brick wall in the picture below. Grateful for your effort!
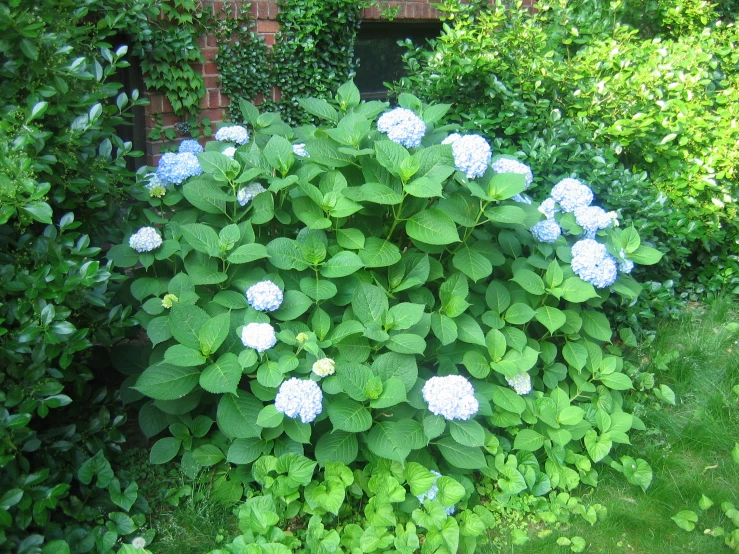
[141,0,533,165]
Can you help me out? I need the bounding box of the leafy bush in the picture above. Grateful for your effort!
[392,0,739,298]
[0,1,151,551]
[111,82,661,553]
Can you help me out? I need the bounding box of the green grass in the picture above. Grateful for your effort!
[494,297,739,553]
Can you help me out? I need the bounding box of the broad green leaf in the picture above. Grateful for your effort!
[629,245,663,265]
[193,444,225,466]
[135,364,199,400]
[199,312,230,355]
[582,310,612,341]
[298,98,339,123]
[491,386,526,414]
[436,437,486,469]
[181,223,221,257]
[257,404,285,428]
[164,344,206,367]
[558,277,598,302]
[387,302,425,330]
[505,303,536,325]
[321,251,364,278]
[386,333,426,355]
[563,342,588,371]
[227,438,264,464]
[450,420,486,447]
[513,429,545,451]
[264,135,294,174]
[599,372,633,390]
[150,437,181,464]
[511,269,545,295]
[369,377,407,409]
[217,391,263,438]
[462,350,490,379]
[583,430,612,462]
[327,398,372,432]
[272,290,312,321]
[315,431,358,465]
[671,510,698,532]
[170,303,210,350]
[200,353,241,395]
[406,209,460,245]
[436,476,466,506]
[336,362,373,401]
[431,313,458,345]
[622,456,653,492]
[352,282,388,326]
[359,237,401,267]
[227,243,268,264]
[534,306,567,334]
[453,246,493,282]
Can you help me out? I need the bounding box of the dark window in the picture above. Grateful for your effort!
[353,21,441,100]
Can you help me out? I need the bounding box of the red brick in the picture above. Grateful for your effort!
[162,113,182,126]
[192,63,203,74]
[146,94,163,114]
[209,89,221,108]
[150,153,162,167]
[206,34,218,48]
[202,47,218,61]
[263,33,275,46]
[162,96,174,113]
[201,108,226,121]
[257,20,279,33]
[204,75,219,88]
[272,87,282,102]
[200,93,210,110]
[254,92,266,106]
[204,62,219,75]
[220,93,230,107]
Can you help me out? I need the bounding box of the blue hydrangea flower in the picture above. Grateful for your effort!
[274,378,323,423]
[129,227,162,253]
[377,108,426,148]
[512,194,533,204]
[574,205,613,238]
[245,280,283,312]
[223,146,236,158]
[293,143,309,157]
[416,470,456,516]
[240,322,276,352]
[156,152,203,185]
[618,250,635,274]
[506,372,532,395]
[237,182,266,206]
[539,197,557,219]
[491,158,534,189]
[215,125,250,145]
[571,238,618,288]
[450,134,492,179]
[422,375,478,421]
[441,133,462,145]
[178,139,203,154]
[551,178,594,212]
[530,218,562,243]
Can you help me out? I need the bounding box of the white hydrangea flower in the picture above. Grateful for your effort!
[377,108,426,148]
[245,280,284,312]
[506,372,532,395]
[215,125,249,145]
[156,152,203,185]
[131,537,147,549]
[574,205,613,238]
[178,139,203,154]
[240,322,276,352]
[491,158,534,189]
[530,218,562,243]
[274,378,323,423]
[312,358,335,378]
[571,238,618,288]
[422,375,478,421]
[539,197,557,219]
[223,146,236,158]
[416,470,455,516]
[441,133,462,145]
[551,178,593,213]
[129,227,162,253]
[451,135,492,179]
[512,193,532,204]
[618,249,635,274]
[293,143,309,157]
[237,182,266,206]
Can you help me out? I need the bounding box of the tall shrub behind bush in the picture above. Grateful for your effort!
[0,1,152,551]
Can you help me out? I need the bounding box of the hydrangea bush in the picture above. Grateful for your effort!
[109,82,662,553]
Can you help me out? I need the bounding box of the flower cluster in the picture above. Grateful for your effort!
[539,197,556,219]
[574,206,613,238]
[129,227,162,253]
[223,146,236,158]
[215,125,249,145]
[178,139,203,154]
[550,178,594,213]
[274,378,323,423]
[530,218,562,243]
[491,158,534,189]
[143,174,167,198]
[312,358,335,378]
[240,322,276,352]
[237,182,266,206]
[156,152,203,185]
[246,280,284,312]
[618,249,635,274]
[506,372,532,395]
[161,294,178,309]
[377,108,426,148]
[416,470,456,516]
[293,143,309,157]
[422,375,478,421]
[571,238,618,288]
[447,134,492,179]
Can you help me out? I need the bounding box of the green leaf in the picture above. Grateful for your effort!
[486,205,525,224]
[486,281,511,313]
[182,178,228,214]
[511,269,545,295]
[107,244,140,268]
[671,510,698,532]
[462,350,490,379]
[327,398,372,432]
[563,342,588,371]
[367,422,412,463]
[699,494,714,511]
[505,303,536,325]
[621,456,653,492]
[298,98,339,123]
[272,290,312,321]
[227,438,264,464]
[406,209,460,245]
[315,431,358,465]
[150,437,181,464]
[453,246,493,282]
[22,201,53,223]
[431,313,458,345]
[360,182,403,204]
[387,302,425,330]
[558,406,585,426]
[455,314,486,346]
[193,444,225,466]
[257,404,285,428]
[352,282,388,326]
[423,414,446,439]
[599,372,633,390]
[135,364,200,400]
[583,430,612,462]
[372,352,417,392]
[436,437,486,469]
[321,251,364,278]
[513,429,545,451]
[227,243,269,264]
[164,344,206,367]
[449,420,486,447]
[359,237,401,267]
[375,140,409,174]
[199,312,230,356]
[534,306,567,334]
[436,476,466,506]
[217,391,263,438]
[370,376,407,409]
[559,277,598,302]
[264,135,294,174]
[629,245,663,265]
[486,172,527,200]
[181,223,221,257]
[200,353,241,395]
[109,479,138,511]
[198,151,239,181]
[336,362,373,401]
[337,228,366,250]
[386,333,426,355]
[404,463,435,496]
[170,303,210,350]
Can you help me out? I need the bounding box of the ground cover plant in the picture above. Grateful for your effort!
[108,80,663,554]
[392,0,739,301]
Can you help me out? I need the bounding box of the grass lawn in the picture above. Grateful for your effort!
[137,298,739,554]
[495,297,739,553]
